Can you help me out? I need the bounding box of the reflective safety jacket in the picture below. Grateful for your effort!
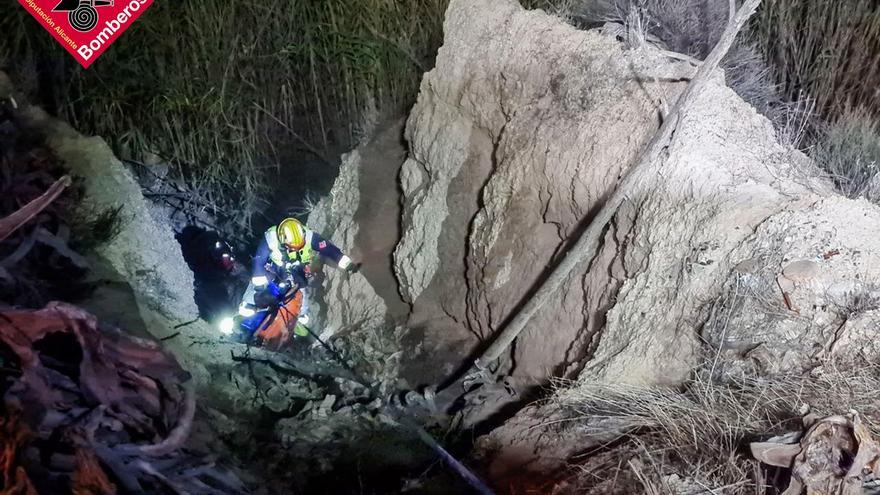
[251,224,344,283]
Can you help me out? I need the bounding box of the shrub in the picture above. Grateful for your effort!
[811,107,880,201]
[534,0,880,151]
[534,0,792,126]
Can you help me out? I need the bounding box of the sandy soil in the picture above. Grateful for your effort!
[351,118,410,321]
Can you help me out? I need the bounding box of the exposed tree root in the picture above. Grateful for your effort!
[0,302,245,494]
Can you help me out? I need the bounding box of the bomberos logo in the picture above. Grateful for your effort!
[17,0,154,68]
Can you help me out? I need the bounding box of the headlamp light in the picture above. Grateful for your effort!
[218,316,235,335]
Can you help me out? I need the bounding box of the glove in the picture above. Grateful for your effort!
[338,255,359,273]
[253,287,277,308]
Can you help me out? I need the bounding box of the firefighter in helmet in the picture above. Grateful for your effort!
[238,218,359,333]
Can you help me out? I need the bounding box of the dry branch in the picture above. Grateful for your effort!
[472,0,764,371]
[0,175,71,243]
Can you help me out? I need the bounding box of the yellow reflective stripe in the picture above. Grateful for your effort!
[300,241,315,264]
[294,323,309,337]
[266,227,285,266]
[266,224,316,266]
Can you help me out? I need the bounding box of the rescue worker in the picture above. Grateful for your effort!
[238,217,358,335]
[177,225,240,321]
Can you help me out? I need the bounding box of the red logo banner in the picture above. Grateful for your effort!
[17,0,153,69]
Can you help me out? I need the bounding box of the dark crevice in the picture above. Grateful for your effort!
[175,225,248,323]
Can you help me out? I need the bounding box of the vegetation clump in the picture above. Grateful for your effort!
[812,108,880,202]
[752,0,880,122]
[70,203,126,252]
[535,0,880,199]
[1,0,448,232]
[3,0,879,229]
[551,364,880,494]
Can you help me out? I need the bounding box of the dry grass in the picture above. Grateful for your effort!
[537,0,880,123]
[285,191,322,219]
[552,363,880,493]
[535,0,793,127]
[811,107,880,201]
[752,0,880,123]
[536,0,880,152]
[1,0,447,232]
[4,0,878,232]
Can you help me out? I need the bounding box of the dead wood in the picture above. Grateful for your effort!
[751,412,880,494]
[0,415,37,495]
[0,176,71,244]
[33,227,89,270]
[0,303,245,494]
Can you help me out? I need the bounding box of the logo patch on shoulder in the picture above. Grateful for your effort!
[318,241,327,249]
